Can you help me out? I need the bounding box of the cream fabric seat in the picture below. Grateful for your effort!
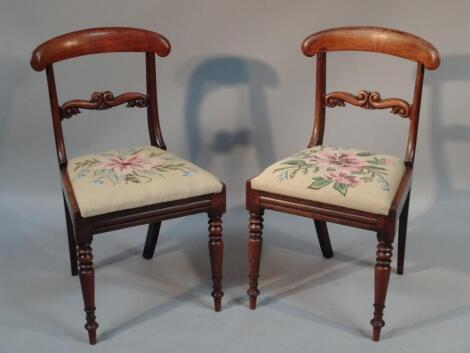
[251,145,406,215]
[67,146,223,217]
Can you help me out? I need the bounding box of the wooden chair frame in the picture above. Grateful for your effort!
[31,27,226,345]
[246,27,439,341]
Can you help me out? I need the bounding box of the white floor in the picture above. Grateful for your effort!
[1,196,469,353]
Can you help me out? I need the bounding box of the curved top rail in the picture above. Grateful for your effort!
[31,27,171,71]
[302,26,440,70]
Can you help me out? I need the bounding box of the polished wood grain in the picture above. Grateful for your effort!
[309,51,326,147]
[63,192,78,276]
[247,26,439,341]
[324,90,411,118]
[30,27,171,71]
[208,213,224,312]
[247,209,264,309]
[31,27,225,345]
[77,242,98,345]
[302,26,440,69]
[61,91,148,119]
[371,237,393,342]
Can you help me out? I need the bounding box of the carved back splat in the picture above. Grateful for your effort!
[302,26,440,166]
[324,90,411,118]
[61,91,148,119]
[30,27,170,166]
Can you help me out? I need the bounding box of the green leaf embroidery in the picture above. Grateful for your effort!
[308,177,332,190]
[363,165,387,171]
[367,157,386,165]
[280,160,304,166]
[73,158,101,172]
[270,146,394,196]
[333,182,348,196]
[356,151,374,157]
[107,171,119,185]
[94,168,110,177]
[130,148,145,156]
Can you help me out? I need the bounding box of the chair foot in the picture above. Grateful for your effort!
[85,313,98,345]
[372,324,383,342]
[208,214,224,312]
[248,292,259,310]
[247,210,264,310]
[213,295,222,312]
[370,237,393,342]
[78,243,99,345]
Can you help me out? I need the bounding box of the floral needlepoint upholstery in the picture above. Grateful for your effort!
[67,146,223,217]
[250,145,406,215]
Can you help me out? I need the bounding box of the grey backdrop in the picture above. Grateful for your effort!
[1,0,470,352]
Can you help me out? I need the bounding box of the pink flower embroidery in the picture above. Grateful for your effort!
[104,155,152,174]
[326,171,360,187]
[310,151,365,172]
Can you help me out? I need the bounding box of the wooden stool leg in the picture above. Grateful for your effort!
[208,214,224,311]
[314,220,334,258]
[247,210,264,309]
[142,222,162,260]
[397,193,410,275]
[63,194,78,276]
[370,235,393,341]
[78,243,99,345]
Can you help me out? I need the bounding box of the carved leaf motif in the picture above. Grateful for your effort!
[324,90,411,118]
[61,91,149,119]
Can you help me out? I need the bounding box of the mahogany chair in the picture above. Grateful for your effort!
[246,27,439,341]
[30,27,225,344]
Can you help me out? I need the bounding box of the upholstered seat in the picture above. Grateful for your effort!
[251,145,406,215]
[67,146,223,217]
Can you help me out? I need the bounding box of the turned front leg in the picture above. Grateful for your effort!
[78,243,99,345]
[370,238,393,341]
[208,214,224,311]
[247,210,264,309]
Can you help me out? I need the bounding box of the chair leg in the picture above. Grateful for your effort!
[63,194,78,276]
[314,220,334,258]
[77,242,99,345]
[142,222,162,260]
[208,214,224,312]
[397,192,410,275]
[247,210,264,310]
[370,234,393,342]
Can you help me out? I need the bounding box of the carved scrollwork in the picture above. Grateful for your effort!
[61,91,148,119]
[324,90,411,118]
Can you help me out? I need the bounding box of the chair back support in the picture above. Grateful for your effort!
[30,27,171,166]
[302,26,440,167]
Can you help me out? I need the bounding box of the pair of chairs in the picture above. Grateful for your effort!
[30,26,439,344]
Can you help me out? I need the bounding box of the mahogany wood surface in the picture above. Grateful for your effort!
[61,91,148,119]
[31,27,225,344]
[324,90,411,118]
[302,26,440,69]
[246,26,439,341]
[30,27,171,71]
